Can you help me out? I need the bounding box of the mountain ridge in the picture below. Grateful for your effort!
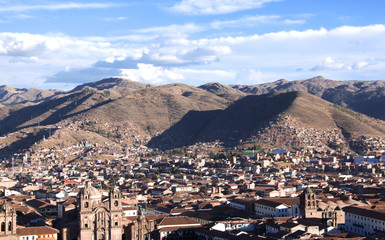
[0,85,64,106]
[1,77,385,155]
[149,90,385,150]
[71,77,152,92]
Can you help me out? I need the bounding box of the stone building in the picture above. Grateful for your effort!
[299,187,344,227]
[0,200,17,240]
[123,214,162,240]
[299,187,318,219]
[79,182,123,240]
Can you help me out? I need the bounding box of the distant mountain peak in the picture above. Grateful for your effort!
[198,82,246,101]
[231,76,385,121]
[0,85,16,92]
[71,77,153,92]
[306,76,327,81]
[0,85,62,106]
[273,79,289,84]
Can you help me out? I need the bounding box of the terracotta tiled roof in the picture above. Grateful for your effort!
[159,216,200,226]
[25,199,55,209]
[344,206,385,221]
[159,225,202,232]
[17,226,59,236]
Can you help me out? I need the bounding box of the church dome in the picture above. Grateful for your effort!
[79,181,102,199]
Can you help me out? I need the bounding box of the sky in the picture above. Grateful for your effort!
[0,0,385,90]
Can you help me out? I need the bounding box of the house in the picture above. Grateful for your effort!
[344,205,385,236]
[16,226,59,240]
[123,204,138,217]
[157,216,202,240]
[229,199,247,211]
[25,199,58,218]
[254,198,300,218]
[211,219,256,232]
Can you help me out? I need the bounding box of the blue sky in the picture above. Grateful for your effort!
[0,0,385,89]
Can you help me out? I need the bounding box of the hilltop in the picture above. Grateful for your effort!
[198,82,246,101]
[71,77,152,92]
[0,85,64,106]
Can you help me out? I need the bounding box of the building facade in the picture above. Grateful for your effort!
[254,198,300,218]
[0,200,17,240]
[344,206,385,236]
[79,183,123,240]
[299,187,344,227]
[299,187,318,219]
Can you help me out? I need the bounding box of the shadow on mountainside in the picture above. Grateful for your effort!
[147,109,222,150]
[147,92,297,150]
[322,87,385,120]
[0,91,113,136]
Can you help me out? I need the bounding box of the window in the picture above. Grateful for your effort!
[8,221,11,231]
[1,222,5,232]
[115,222,118,227]
[85,224,88,228]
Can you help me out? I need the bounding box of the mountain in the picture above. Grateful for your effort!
[71,77,152,92]
[0,78,151,108]
[0,83,228,155]
[0,85,63,106]
[198,82,246,101]
[1,77,385,155]
[231,76,385,120]
[149,91,385,150]
[70,83,228,135]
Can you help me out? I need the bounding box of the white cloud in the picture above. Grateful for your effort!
[235,69,263,84]
[196,24,385,66]
[103,17,128,22]
[0,2,121,12]
[311,57,372,71]
[351,61,369,70]
[9,56,40,63]
[211,15,305,29]
[176,68,236,84]
[169,0,279,15]
[121,64,184,84]
[311,57,345,71]
[93,37,232,69]
[3,23,385,88]
[134,23,204,34]
[9,14,35,19]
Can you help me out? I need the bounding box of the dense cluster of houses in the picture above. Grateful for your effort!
[2,140,385,239]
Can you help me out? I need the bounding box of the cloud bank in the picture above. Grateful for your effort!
[1,24,385,87]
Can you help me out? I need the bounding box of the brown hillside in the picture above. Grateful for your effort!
[198,82,246,101]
